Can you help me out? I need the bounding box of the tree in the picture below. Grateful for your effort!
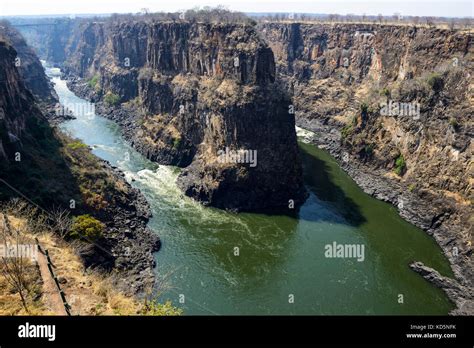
[427,73,444,92]
[393,13,402,23]
[425,17,435,28]
[461,17,472,29]
[449,19,456,30]
[377,14,383,24]
[51,207,72,239]
[69,214,104,241]
[0,215,30,312]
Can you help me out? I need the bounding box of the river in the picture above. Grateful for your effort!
[46,65,454,315]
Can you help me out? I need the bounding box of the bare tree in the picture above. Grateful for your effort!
[377,14,384,24]
[51,207,72,239]
[449,19,456,30]
[461,17,472,29]
[425,17,435,28]
[0,214,30,312]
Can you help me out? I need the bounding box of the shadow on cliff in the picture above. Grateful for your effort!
[0,116,82,210]
[0,116,118,271]
[297,143,367,227]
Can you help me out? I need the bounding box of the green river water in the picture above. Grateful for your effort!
[48,66,454,315]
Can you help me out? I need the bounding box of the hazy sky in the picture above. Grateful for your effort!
[1,0,472,17]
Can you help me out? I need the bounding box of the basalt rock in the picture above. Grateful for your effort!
[0,21,58,105]
[261,22,473,313]
[410,261,473,315]
[59,20,307,212]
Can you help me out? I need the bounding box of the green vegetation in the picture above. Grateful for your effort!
[341,115,357,141]
[360,102,369,113]
[427,73,444,92]
[380,88,391,98]
[141,300,183,316]
[88,74,100,89]
[364,143,375,156]
[67,140,88,150]
[394,154,406,176]
[449,117,459,129]
[104,91,120,106]
[341,124,353,141]
[172,137,181,149]
[408,183,416,192]
[69,214,104,241]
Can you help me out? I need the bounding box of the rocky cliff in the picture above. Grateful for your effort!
[0,21,58,105]
[0,39,39,161]
[261,22,473,312]
[0,36,159,294]
[61,20,307,212]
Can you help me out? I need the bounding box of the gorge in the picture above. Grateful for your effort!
[0,13,472,315]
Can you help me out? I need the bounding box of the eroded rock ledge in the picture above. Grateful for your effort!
[410,262,473,315]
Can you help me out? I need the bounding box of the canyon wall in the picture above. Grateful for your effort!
[58,20,307,212]
[0,39,41,161]
[0,35,159,294]
[0,21,57,105]
[261,23,473,298]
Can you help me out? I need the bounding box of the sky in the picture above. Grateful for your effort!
[0,0,472,18]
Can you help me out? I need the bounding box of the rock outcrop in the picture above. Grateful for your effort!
[410,261,473,315]
[60,20,307,212]
[0,38,41,161]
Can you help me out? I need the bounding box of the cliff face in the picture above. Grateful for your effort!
[0,39,39,160]
[0,21,58,104]
[261,23,472,223]
[261,23,473,299]
[0,37,159,294]
[61,20,307,212]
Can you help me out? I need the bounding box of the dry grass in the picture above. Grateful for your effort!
[36,232,140,315]
[0,212,141,316]
[0,214,47,315]
[0,201,182,316]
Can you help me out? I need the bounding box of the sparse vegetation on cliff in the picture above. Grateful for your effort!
[67,140,88,150]
[427,73,444,92]
[449,117,459,130]
[394,154,406,176]
[88,74,99,89]
[69,214,104,241]
[141,300,183,316]
[104,91,120,106]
